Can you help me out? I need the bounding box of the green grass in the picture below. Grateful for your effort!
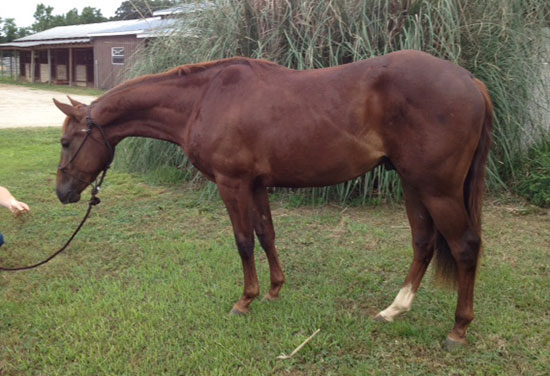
[0,77,104,97]
[1,128,549,375]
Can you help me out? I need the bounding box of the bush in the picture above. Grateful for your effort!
[516,137,550,207]
[118,0,550,204]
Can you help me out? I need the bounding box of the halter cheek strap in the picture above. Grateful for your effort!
[84,106,114,203]
[87,106,115,165]
[58,106,114,182]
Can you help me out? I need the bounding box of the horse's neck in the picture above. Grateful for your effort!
[92,66,219,147]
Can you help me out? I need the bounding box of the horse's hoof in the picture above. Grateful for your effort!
[444,335,467,351]
[229,306,248,316]
[374,313,391,323]
[262,293,279,302]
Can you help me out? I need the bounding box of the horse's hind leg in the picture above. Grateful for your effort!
[216,177,260,315]
[252,185,285,301]
[423,194,480,348]
[375,185,435,322]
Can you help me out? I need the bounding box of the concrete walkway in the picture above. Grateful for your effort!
[0,84,97,129]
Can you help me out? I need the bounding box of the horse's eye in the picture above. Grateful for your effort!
[61,138,70,148]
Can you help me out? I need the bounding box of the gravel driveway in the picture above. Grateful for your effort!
[0,84,97,129]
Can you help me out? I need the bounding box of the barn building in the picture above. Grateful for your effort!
[0,3,212,89]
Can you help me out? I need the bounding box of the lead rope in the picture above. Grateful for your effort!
[0,106,112,272]
[0,168,108,272]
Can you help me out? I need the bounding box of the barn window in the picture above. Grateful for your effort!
[112,47,125,65]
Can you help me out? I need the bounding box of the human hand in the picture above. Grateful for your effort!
[8,199,30,216]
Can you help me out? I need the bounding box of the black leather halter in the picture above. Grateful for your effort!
[58,106,114,174]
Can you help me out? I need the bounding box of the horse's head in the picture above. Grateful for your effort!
[53,97,113,204]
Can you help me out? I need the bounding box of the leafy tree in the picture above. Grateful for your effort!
[0,17,30,43]
[113,0,176,20]
[32,4,64,32]
[0,18,18,43]
[32,3,107,32]
[79,7,107,24]
[64,9,80,25]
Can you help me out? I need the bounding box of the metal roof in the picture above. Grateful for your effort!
[15,19,146,41]
[88,18,178,37]
[0,17,179,49]
[7,0,214,43]
[0,1,215,49]
[0,38,91,48]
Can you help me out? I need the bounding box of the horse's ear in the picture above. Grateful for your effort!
[67,96,84,107]
[53,98,76,118]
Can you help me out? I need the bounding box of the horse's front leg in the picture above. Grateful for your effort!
[217,177,260,315]
[252,185,285,301]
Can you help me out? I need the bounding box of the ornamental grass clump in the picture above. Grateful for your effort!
[118,0,549,205]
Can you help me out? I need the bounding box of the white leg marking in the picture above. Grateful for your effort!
[377,284,415,322]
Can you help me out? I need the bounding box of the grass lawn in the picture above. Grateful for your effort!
[1,127,549,375]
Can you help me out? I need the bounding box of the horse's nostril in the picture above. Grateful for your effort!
[56,188,68,204]
[56,188,79,204]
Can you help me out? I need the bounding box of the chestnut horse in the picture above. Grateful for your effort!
[53,50,492,348]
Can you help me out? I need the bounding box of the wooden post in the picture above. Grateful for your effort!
[0,50,4,78]
[30,49,35,83]
[47,48,52,84]
[15,51,19,80]
[94,54,98,88]
[68,47,73,86]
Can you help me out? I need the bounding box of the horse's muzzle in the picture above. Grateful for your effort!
[56,188,81,204]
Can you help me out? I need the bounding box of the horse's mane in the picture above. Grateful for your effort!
[97,57,279,102]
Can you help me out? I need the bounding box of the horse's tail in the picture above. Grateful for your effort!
[433,77,493,287]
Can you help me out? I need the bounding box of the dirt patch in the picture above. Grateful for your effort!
[0,84,97,129]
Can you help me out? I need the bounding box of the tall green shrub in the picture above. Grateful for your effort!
[118,0,550,204]
[516,138,550,207]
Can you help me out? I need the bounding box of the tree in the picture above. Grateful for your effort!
[64,9,80,26]
[32,3,65,32]
[113,0,177,20]
[32,4,107,32]
[0,18,18,43]
[0,17,30,43]
[79,7,107,24]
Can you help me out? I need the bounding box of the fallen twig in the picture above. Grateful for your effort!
[276,329,321,360]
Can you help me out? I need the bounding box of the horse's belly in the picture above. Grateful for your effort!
[264,132,386,187]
